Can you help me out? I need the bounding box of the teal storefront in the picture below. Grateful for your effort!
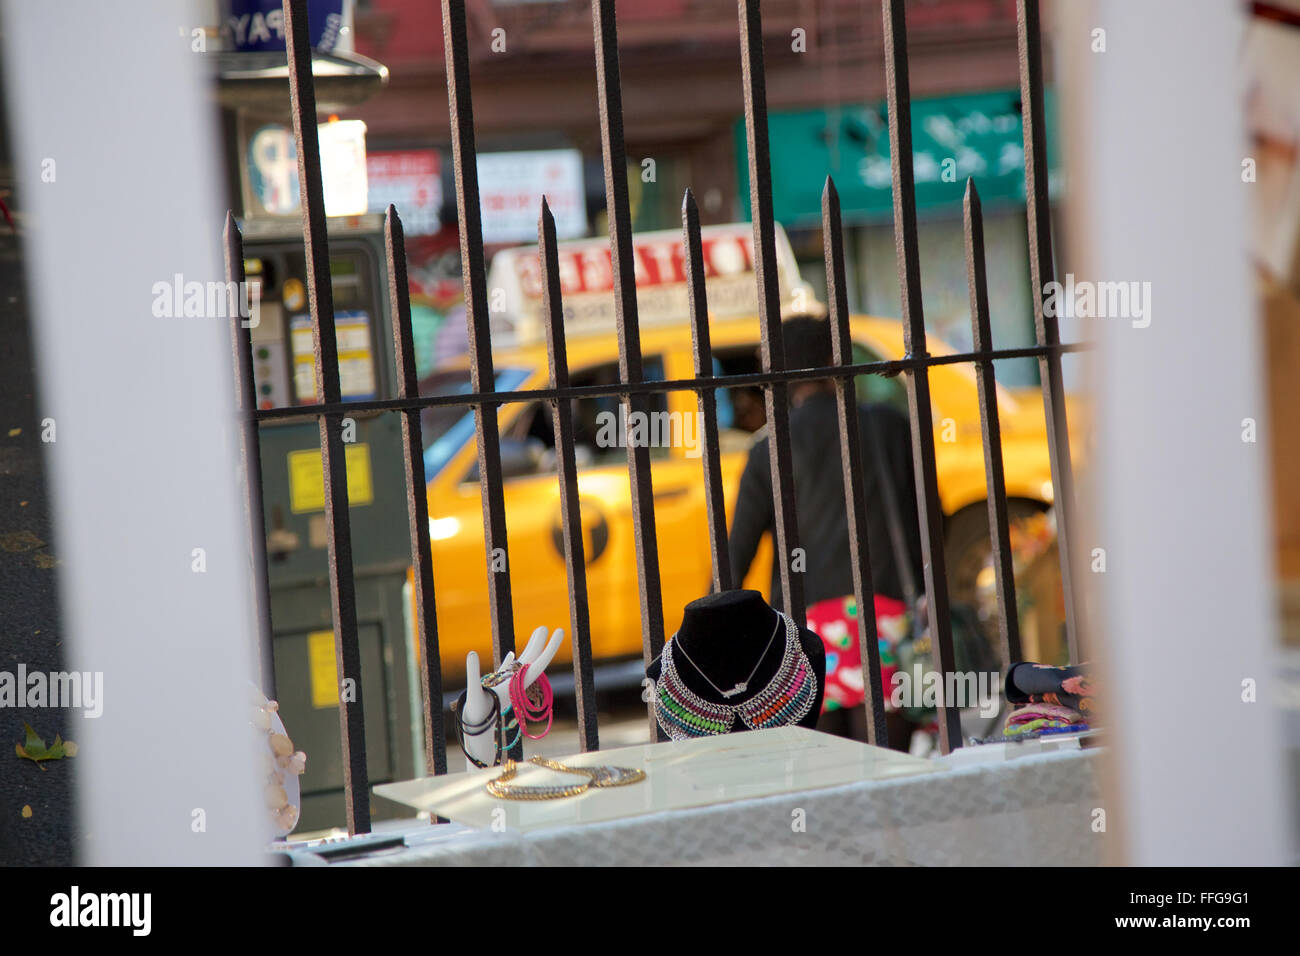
[736,89,1061,387]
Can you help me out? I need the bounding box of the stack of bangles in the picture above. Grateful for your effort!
[508,663,554,739]
[451,689,505,769]
[453,661,554,769]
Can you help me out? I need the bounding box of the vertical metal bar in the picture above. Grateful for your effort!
[224,213,277,703]
[384,206,448,779]
[962,180,1023,670]
[441,0,519,712]
[1017,0,1084,663]
[539,199,599,753]
[738,0,804,629]
[822,178,888,747]
[881,0,961,753]
[283,0,370,831]
[682,189,733,594]
[592,0,667,741]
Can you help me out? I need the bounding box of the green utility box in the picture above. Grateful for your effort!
[244,220,419,832]
[218,45,423,832]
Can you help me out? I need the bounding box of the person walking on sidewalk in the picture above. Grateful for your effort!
[728,315,925,747]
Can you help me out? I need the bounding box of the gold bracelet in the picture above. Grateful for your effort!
[480,659,522,689]
[485,756,648,801]
[527,756,646,788]
[485,759,591,800]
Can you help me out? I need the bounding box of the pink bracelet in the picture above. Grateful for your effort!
[508,663,554,739]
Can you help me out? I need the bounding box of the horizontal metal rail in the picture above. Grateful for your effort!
[248,342,1091,423]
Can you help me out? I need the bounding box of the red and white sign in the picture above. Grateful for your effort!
[367,149,442,235]
[486,223,819,343]
[512,230,755,298]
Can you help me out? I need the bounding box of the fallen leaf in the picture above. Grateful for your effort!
[21,805,31,818]
[0,530,43,553]
[7,427,20,438]
[32,552,58,569]
[63,741,77,757]
[15,722,67,768]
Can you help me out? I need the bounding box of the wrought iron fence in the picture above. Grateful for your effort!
[227,0,1087,835]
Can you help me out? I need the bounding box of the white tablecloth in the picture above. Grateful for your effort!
[303,746,1107,867]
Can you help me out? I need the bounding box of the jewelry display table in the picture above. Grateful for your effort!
[286,729,1106,866]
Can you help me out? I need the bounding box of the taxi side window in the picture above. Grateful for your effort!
[852,341,909,415]
[712,346,766,434]
[711,342,908,430]
[504,357,671,478]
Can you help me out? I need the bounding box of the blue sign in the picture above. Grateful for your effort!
[224,0,345,53]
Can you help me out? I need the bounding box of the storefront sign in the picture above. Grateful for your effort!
[477,149,585,244]
[367,150,442,235]
[247,120,368,218]
[224,0,345,53]
[318,120,368,217]
[736,89,1059,226]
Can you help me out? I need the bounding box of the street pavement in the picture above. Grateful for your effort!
[0,195,80,866]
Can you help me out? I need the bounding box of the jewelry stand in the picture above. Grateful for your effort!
[647,589,826,731]
[460,626,564,769]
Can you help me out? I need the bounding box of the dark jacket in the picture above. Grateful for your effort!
[728,393,926,609]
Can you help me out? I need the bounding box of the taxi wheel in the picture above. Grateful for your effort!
[943,499,1047,647]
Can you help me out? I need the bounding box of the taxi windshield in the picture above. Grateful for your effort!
[419,367,530,479]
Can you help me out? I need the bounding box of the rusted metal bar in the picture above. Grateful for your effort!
[592,0,668,741]
[251,342,1091,425]
[1017,0,1084,663]
[441,0,519,719]
[384,206,448,779]
[822,177,888,747]
[539,198,600,753]
[284,0,370,832]
[224,213,277,702]
[738,0,805,629]
[682,189,733,594]
[881,0,961,753]
[962,179,1023,670]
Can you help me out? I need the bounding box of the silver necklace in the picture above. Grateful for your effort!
[671,612,784,699]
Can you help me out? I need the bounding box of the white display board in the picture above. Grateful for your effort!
[375,726,936,833]
[477,148,586,244]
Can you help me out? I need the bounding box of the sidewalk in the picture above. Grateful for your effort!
[0,193,79,866]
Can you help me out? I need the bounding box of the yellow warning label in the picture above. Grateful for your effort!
[288,443,374,514]
[307,630,339,709]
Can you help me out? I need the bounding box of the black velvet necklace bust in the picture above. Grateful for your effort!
[647,589,825,729]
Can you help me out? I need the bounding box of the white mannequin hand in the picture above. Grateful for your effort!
[517,626,547,667]
[460,627,565,770]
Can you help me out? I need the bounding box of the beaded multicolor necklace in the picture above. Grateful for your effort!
[655,612,816,740]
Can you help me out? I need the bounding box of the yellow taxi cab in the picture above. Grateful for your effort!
[414,223,1079,675]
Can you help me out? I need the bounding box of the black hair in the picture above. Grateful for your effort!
[781,315,833,370]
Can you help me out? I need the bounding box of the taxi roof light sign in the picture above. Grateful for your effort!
[484,222,821,347]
